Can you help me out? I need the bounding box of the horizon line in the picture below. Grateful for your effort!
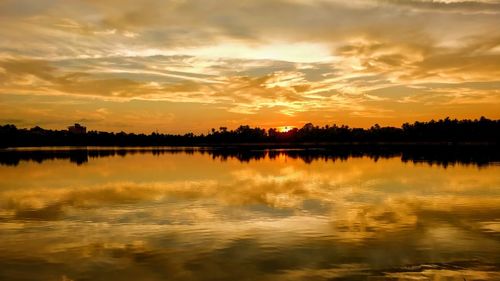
[2,116,498,136]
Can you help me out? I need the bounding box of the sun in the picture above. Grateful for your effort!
[277,126,295,133]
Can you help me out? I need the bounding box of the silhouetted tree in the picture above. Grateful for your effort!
[0,117,498,147]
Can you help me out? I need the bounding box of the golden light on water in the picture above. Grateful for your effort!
[0,150,499,280]
[1,0,499,279]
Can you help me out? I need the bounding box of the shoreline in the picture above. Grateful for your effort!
[1,141,498,150]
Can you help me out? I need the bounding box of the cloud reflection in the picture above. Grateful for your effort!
[0,152,499,280]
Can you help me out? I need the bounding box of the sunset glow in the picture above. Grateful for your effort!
[277,126,295,133]
[1,2,499,279]
[0,0,499,133]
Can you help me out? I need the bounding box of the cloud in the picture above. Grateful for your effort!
[379,0,500,14]
[0,0,499,130]
[0,57,380,116]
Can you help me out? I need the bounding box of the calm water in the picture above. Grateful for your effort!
[0,148,499,281]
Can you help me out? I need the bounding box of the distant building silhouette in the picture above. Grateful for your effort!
[68,123,86,134]
[1,117,498,148]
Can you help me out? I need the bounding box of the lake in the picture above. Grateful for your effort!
[0,147,499,280]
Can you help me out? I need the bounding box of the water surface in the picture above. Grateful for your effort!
[0,148,499,280]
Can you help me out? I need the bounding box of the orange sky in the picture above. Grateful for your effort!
[0,0,499,133]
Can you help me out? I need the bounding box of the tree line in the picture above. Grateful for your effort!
[0,117,498,147]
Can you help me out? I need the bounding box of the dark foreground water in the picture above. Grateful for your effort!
[0,147,499,281]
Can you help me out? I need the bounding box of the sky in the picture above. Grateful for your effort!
[0,0,499,133]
